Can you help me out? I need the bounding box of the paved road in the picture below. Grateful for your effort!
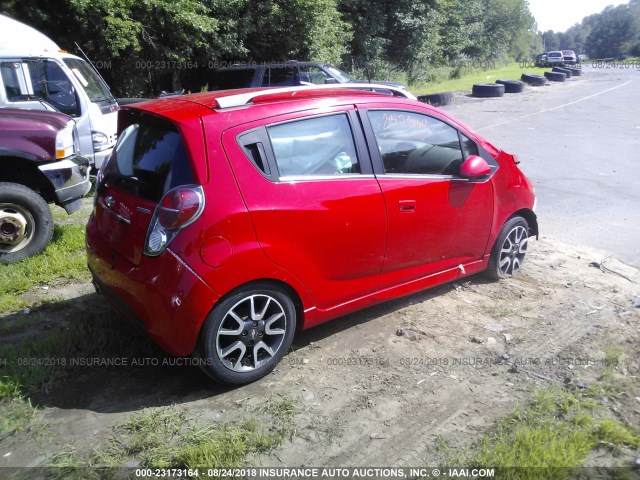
[442,65,640,268]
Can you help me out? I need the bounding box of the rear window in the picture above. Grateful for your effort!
[101,113,194,202]
[263,67,298,87]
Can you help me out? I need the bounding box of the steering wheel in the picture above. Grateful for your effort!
[46,81,77,109]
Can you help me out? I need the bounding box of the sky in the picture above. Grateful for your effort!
[528,0,630,32]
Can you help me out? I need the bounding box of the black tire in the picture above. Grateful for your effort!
[568,67,582,77]
[552,67,572,78]
[521,73,546,86]
[495,79,524,93]
[472,83,505,98]
[544,71,566,82]
[0,182,54,264]
[417,92,453,107]
[195,283,297,385]
[484,216,530,280]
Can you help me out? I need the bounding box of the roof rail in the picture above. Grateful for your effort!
[214,83,416,109]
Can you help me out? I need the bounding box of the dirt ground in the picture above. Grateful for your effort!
[1,233,639,471]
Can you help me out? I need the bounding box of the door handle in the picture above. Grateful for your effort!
[398,200,416,212]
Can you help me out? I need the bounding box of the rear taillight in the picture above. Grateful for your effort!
[144,185,205,257]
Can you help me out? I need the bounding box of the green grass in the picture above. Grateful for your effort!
[439,387,640,480]
[0,302,162,439]
[0,397,39,440]
[413,63,549,94]
[0,224,90,313]
[434,342,640,480]
[47,398,297,474]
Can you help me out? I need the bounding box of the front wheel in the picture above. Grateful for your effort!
[195,283,297,385]
[0,182,54,264]
[485,216,530,280]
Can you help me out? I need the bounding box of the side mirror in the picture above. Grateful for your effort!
[460,155,491,179]
[325,78,338,85]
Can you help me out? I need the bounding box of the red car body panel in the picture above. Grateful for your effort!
[87,89,536,356]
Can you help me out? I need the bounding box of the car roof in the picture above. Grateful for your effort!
[127,85,415,115]
[216,61,330,72]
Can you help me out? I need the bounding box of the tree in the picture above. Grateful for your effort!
[585,3,639,58]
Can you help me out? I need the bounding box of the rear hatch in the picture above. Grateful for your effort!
[93,110,196,265]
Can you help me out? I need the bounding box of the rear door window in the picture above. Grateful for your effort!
[209,68,256,90]
[263,67,298,87]
[267,114,360,176]
[1,62,27,100]
[102,114,194,202]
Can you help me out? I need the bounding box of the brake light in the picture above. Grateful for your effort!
[144,185,205,257]
[158,189,201,229]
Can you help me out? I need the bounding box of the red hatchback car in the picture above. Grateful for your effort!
[87,86,537,384]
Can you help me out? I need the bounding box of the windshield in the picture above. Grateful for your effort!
[63,58,115,103]
[325,66,355,83]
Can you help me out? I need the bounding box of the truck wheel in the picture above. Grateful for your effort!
[0,182,54,263]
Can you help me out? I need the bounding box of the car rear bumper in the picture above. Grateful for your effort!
[86,231,220,356]
[38,154,91,213]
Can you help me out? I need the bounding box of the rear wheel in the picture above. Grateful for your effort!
[195,283,297,385]
[0,182,54,264]
[485,216,530,280]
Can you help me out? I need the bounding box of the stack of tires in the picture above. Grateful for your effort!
[472,79,524,98]
[552,67,573,78]
[545,70,566,82]
[521,73,546,86]
[417,92,454,107]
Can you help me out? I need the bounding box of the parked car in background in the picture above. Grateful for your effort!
[562,50,578,65]
[0,108,90,263]
[209,61,413,97]
[87,85,537,385]
[0,14,118,170]
[535,53,548,67]
[546,51,565,66]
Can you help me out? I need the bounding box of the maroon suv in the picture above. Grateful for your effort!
[0,108,90,262]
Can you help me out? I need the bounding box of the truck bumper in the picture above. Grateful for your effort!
[93,147,113,170]
[38,154,92,214]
